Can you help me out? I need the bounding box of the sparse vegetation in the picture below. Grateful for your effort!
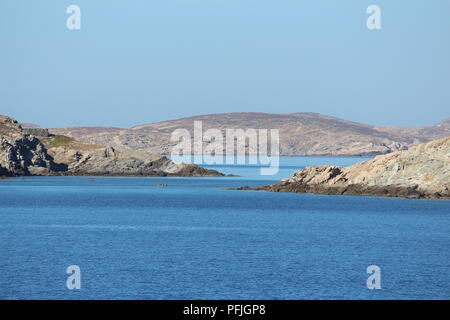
[46,135,74,148]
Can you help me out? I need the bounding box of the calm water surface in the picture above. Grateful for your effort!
[1,157,449,299]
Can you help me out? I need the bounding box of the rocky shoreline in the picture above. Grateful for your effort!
[232,182,445,199]
[232,137,450,200]
[0,115,224,178]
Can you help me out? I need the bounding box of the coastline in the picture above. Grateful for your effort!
[230,137,450,200]
[229,184,450,200]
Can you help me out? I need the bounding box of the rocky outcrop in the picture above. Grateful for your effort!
[234,137,450,199]
[0,135,64,176]
[23,128,50,137]
[0,116,62,176]
[1,115,223,177]
[50,113,450,156]
[45,144,222,177]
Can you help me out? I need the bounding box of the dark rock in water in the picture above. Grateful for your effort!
[227,185,252,190]
[172,163,224,177]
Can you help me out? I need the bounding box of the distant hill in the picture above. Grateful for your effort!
[49,112,450,156]
[20,122,42,129]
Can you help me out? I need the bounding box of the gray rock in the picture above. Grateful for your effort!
[23,128,50,137]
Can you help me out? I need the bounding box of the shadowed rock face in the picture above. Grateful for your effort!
[1,115,223,177]
[0,116,60,176]
[233,137,450,199]
[0,136,66,176]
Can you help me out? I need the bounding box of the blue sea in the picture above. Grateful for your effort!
[1,156,449,300]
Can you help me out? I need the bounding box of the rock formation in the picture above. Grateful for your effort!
[22,128,50,137]
[234,137,450,199]
[44,142,222,177]
[1,115,223,177]
[0,115,59,176]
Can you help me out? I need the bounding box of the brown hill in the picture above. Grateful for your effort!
[50,112,450,156]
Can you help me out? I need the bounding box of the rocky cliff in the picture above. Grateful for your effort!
[0,115,59,176]
[49,112,450,156]
[235,137,450,199]
[0,115,222,177]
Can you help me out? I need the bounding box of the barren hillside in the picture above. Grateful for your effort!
[49,113,450,156]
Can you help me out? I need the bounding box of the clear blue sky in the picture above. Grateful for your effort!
[1,0,449,128]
